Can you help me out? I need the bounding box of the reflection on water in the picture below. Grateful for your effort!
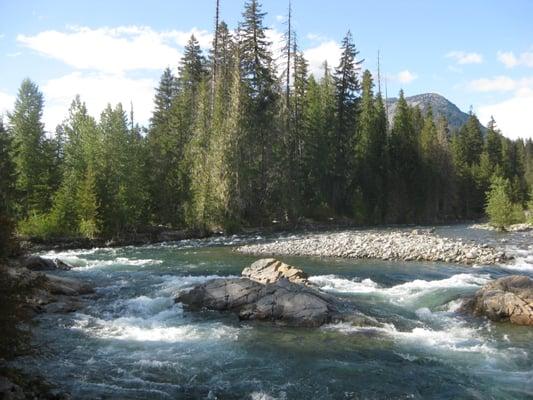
[13,225,533,399]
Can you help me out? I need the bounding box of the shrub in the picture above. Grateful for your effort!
[485,176,524,230]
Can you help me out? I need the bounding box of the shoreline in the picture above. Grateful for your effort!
[236,228,509,265]
[19,219,483,253]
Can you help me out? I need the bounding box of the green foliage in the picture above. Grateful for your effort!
[0,121,17,258]
[485,176,524,230]
[4,1,533,238]
[8,79,56,217]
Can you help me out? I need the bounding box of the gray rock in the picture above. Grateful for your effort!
[22,256,73,271]
[0,376,25,400]
[177,278,264,311]
[176,277,342,327]
[43,274,94,296]
[241,258,309,285]
[461,275,533,326]
[238,279,341,327]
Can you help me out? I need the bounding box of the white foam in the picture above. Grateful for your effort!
[71,312,240,343]
[250,392,279,400]
[308,275,380,293]
[500,257,533,272]
[122,296,176,317]
[311,273,490,304]
[69,257,163,270]
[323,320,496,355]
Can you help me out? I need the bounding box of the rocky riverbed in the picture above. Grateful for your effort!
[237,229,508,265]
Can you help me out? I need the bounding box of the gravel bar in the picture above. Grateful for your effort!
[236,229,509,265]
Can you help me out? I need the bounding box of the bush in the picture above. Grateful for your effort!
[485,176,524,230]
[17,213,59,239]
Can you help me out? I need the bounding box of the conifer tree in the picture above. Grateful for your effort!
[332,31,362,213]
[0,121,16,256]
[485,116,503,172]
[238,0,280,222]
[8,79,52,217]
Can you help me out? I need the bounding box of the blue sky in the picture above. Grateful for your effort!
[1,0,532,138]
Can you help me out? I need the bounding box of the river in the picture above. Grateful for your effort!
[15,225,533,399]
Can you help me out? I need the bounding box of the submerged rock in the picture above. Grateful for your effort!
[176,259,344,327]
[461,275,533,326]
[241,258,309,285]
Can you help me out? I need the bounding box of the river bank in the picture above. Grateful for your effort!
[237,228,509,265]
[0,259,96,400]
[19,220,486,253]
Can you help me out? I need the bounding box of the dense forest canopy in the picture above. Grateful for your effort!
[1,0,533,246]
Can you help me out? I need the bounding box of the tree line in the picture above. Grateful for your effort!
[1,0,533,250]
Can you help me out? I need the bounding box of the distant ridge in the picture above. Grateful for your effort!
[385,93,477,131]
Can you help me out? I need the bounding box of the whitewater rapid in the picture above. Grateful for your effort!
[17,226,533,399]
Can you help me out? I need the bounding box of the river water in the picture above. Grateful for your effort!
[17,226,533,399]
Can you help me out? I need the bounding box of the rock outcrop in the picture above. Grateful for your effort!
[241,258,309,285]
[461,275,533,326]
[176,259,343,327]
[6,265,94,314]
[22,256,73,271]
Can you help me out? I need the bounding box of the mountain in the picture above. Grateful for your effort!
[385,93,475,131]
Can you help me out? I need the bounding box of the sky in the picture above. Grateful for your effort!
[0,0,532,139]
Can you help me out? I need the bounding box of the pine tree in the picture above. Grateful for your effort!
[77,165,100,238]
[0,120,16,257]
[178,35,207,93]
[301,64,336,217]
[387,90,421,222]
[238,0,281,222]
[99,104,148,235]
[485,116,502,172]
[8,79,52,217]
[331,31,362,214]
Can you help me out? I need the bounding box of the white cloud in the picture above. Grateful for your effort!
[275,15,284,22]
[17,25,212,74]
[446,51,483,65]
[473,75,533,139]
[497,51,518,68]
[0,91,15,118]
[393,70,418,84]
[41,72,157,132]
[468,75,517,92]
[467,76,533,93]
[306,33,328,43]
[304,40,342,77]
[497,49,533,68]
[478,93,533,139]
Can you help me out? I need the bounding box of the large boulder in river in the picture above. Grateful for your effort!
[22,256,73,271]
[176,277,341,327]
[461,275,533,326]
[241,258,309,285]
[176,259,346,327]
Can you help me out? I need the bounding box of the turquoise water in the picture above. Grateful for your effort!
[17,227,533,399]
